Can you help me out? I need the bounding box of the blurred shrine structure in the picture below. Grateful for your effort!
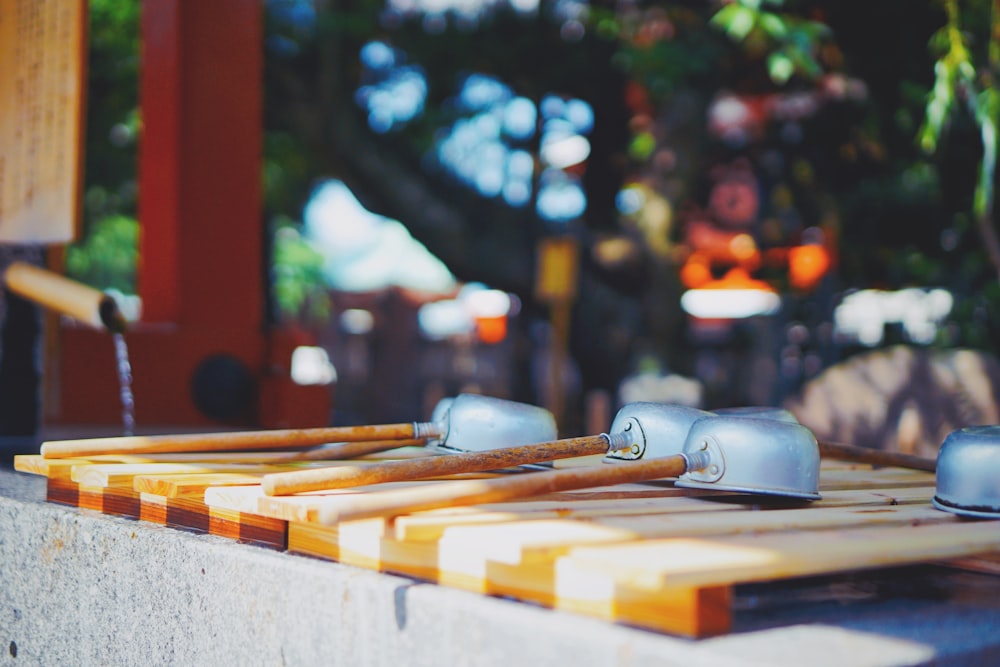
[316,286,520,428]
[672,85,852,407]
[46,1,331,431]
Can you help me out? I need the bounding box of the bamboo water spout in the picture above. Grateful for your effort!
[3,261,127,333]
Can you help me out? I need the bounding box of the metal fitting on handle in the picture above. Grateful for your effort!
[602,430,634,453]
[412,421,441,440]
[682,449,712,473]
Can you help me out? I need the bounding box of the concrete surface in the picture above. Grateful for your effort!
[2,464,1000,667]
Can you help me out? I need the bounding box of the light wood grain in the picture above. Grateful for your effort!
[0,0,87,244]
[133,473,270,498]
[316,493,944,599]
[261,435,613,496]
[438,503,950,568]
[557,521,1000,590]
[391,485,934,541]
[70,462,329,488]
[40,422,423,458]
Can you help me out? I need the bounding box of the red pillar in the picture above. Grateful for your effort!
[139,0,262,328]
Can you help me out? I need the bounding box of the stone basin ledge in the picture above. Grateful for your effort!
[1,466,999,666]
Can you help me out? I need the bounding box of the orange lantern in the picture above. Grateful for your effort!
[788,244,831,291]
[680,253,713,289]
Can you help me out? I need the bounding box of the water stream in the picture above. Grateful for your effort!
[112,333,135,436]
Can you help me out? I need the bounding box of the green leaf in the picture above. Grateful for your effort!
[785,44,823,79]
[973,115,996,219]
[768,52,794,84]
[928,27,950,55]
[758,13,787,39]
[918,60,956,154]
[710,5,757,42]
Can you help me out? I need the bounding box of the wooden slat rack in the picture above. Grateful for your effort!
[13,448,1000,638]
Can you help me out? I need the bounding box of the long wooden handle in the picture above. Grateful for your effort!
[818,440,936,472]
[267,439,425,463]
[40,423,424,459]
[262,434,615,496]
[317,455,689,524]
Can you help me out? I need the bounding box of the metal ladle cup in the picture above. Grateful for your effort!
[676,415,821,500]
[932,425,1000,518]
[423,393,558,453]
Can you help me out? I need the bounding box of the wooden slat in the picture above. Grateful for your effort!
[391,486,934,542]
[478,504,958,624]
[209,484,719,525]
[209,506,287,550]
[15,447,442,483]
[46,477,79,506]
[133,473,271,498]
[112,463,505,494]
[70,462,341,488]
[557,521,1000,590]
[205,480,515,523]
[285,488,940,585]
[435,502,950,569]
[259,482,451,523]
[216,480,933,545]
[77,484,141,518]
[380,502,946,593]
[288,491,951,638]
[139,492,286,550]
[15,455,91,480]
[287,520,385,568]
[483,511,995,637]
[201,485,262,514]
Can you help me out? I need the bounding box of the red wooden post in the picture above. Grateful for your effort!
[139,0,262,328]
[135,0,181,323]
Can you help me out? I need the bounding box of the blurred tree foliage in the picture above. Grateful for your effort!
[75,0,1000,398]
[67,0,139,291]
[64,214,138,293]
[270,216,331,324]
[701,0,1000,350]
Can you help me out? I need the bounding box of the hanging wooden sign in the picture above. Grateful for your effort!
[0,0,87,243]
[534,236,580,304]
